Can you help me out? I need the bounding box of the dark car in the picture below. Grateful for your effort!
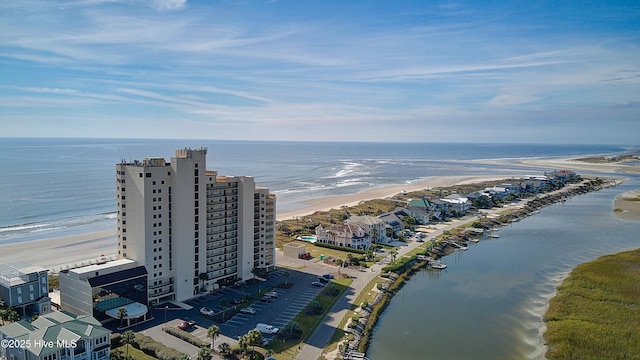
[230,299,243,305]
[317,277,330,283]
[322,274,335,279]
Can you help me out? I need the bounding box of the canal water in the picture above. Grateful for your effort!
[367,178,640,360]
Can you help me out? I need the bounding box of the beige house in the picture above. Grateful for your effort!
[315,223,370,250]
[348,215,389,244]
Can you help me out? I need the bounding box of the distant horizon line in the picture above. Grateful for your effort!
[1,136,638,148]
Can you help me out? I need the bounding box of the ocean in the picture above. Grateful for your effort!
[0,137,632,245]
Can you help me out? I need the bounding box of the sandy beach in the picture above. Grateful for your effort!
[0,230,117,271]
[2,157,637,270]
[276,174,517,220]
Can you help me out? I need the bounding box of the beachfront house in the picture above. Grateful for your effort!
[402,206,432,224]
[499,183,524,194]
[441,194,471,215]
[484,186,510,200]
[315,223,370,250]
[0,262,51,317]
[521,176,550,192]
[0,310,111,360]
[348,215,389,244]
[546,170,577,183]
[406,198,441,223]
[378,211,405,237]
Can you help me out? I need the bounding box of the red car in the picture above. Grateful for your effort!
[177,320,196,331]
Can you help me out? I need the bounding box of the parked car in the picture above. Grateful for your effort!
[230,299,243,305]
[240,307,256,315]
[256,323,279,334]
[311,281,326,287]
[317,277,330,283]
[200,307,215,316]
[260,295,275,302]
[264,291,278,298]
[177,320,196,331]
[322,274,335,279]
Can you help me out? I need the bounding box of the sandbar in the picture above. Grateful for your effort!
[614,189,640,221]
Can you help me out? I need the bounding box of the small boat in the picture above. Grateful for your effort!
[469,238,479,243]
[429,260,447,269]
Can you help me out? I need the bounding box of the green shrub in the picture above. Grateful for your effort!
[163,327,209,348]
[313,242,367,254]
[112,332,187,360]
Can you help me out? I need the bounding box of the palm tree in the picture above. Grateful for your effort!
[371,228,379,243]
[237,335,249,357]
[196,347,211,360]
[207,325,220,350]
[198,272,209,292]
[390,248,398,264]
[121,330,135,359]
[283,270,290,286]
[242,329,262,360]
[1,308,19,324]
[345,253,354,267]
[117,307,128,328]
[217,342,230,356]
[327,230,337,245]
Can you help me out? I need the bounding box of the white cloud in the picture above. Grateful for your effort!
[146,0,187,11]
[488,90,540,107]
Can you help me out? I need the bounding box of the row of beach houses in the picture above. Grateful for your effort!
[314,170,576,250]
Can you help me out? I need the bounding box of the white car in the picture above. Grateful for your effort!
[240,307,256,315]
[200,307,215,316]
[256,323,279,334]
[264,291,278,298]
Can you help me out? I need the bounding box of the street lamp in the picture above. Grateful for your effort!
[164,305,168,327]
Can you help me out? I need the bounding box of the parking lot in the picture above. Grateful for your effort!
[150,266,337,346]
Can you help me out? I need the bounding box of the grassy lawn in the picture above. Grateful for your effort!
[113,345,158,360]
[269,278,352,360]
[322,274,390,357]
[544,248,640,359]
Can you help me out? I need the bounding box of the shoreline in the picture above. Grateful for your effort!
[277,175,521,220]
[0,175,521,270]
[2,155,638,271]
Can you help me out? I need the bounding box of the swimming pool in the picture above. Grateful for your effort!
[298,236,317,243]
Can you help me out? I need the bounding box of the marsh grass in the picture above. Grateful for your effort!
[544,248,640,359]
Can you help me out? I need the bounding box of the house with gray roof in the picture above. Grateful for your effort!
[348,215,390,244]
[0,310,111,360]
[378,211,404,237]
[0,262,51,316]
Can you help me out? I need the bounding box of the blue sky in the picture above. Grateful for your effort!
[1,0,639,144]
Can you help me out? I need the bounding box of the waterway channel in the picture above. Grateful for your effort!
[367,178,640,360]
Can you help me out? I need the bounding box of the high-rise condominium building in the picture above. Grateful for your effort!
[115,148,276,305]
